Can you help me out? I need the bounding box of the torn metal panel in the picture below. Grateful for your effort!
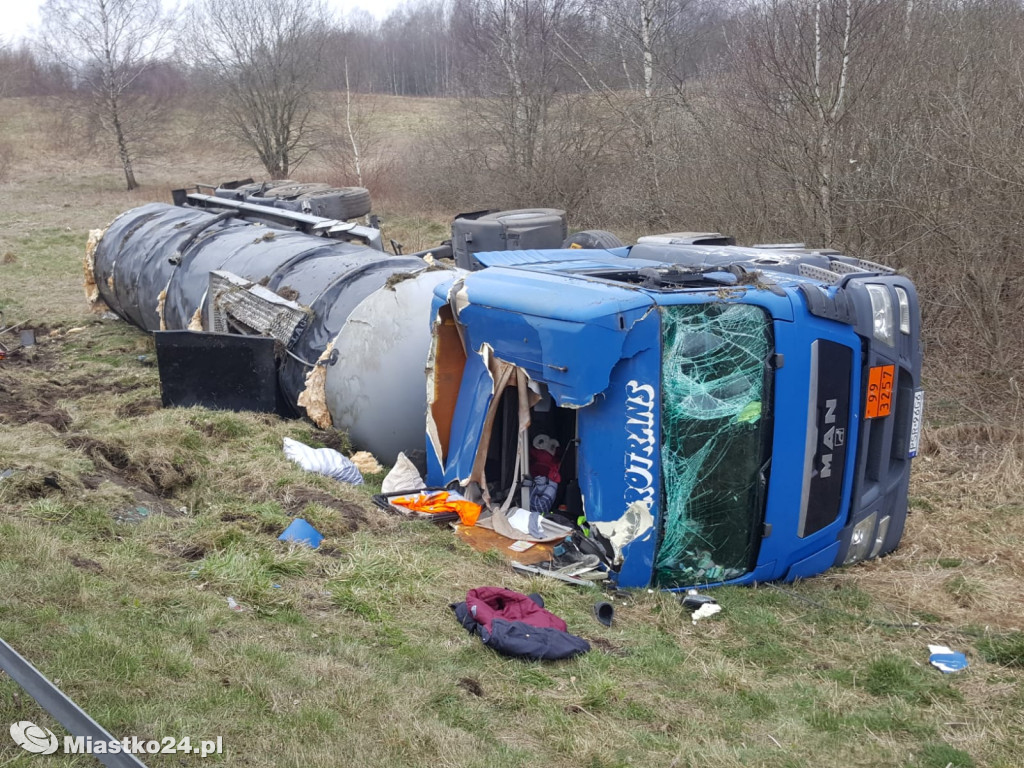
[425,304,467,468]
[427,348,496,486]
[572,311,663,587]
[207,270,309,345]
[591,501,655,566]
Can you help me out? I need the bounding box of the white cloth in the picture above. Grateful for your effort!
[381,451,426,494]
[283,437,364,485]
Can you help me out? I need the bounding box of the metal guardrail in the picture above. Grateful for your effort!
[0,638,149,767]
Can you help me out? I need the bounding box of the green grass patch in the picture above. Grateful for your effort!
[977,631,1024,668]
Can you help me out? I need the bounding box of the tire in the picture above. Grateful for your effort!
[562,229,625,249]
[226,181,372,221]
[271,185,371,221]
[304,187,371,220]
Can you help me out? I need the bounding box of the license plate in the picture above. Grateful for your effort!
[908,389,924,458]
[864,365,895,419]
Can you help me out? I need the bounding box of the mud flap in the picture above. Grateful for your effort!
[154,331,283,413]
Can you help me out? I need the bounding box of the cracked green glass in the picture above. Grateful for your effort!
[655,303,773,587]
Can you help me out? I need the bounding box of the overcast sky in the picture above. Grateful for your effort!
[2,0,407,45]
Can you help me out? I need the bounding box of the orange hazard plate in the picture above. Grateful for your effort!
[865,365,895,419]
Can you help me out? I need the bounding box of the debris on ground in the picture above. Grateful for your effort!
[349,451,384,475]
[511,562,598,588]
[690,602,723,625]
[453,524,556,565]
[390,490,481,526]
[112,506,151,524]
[451,587,590,661]
[226,597,245,612]
[380,451,425,493]
[283,437,363,485]
[680,590,719,611]
[593,601,614,627]
[928,644,969,673]
[278,518,324,549]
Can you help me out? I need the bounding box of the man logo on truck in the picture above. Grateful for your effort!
[821,398,840,479]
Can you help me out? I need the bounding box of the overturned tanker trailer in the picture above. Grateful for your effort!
[88,182,924,590]
[85,182,571,465]
[85,183,461,464]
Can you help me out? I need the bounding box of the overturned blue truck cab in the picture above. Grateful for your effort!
[425,244,923,589]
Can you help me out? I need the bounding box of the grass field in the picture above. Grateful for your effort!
[1,97,1023,768]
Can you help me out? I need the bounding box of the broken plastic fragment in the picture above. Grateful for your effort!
[928,645,968,673]
[590,500,654,566]
[227,597,244,612]
[279,518,324,549]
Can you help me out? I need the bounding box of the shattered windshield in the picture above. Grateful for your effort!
[655,303,773,587]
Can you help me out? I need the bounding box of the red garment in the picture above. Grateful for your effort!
[529,447,562,484]
[465,587,568,633]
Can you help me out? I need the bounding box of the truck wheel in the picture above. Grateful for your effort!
[326,187,372,220]
[291,186,372,220]
[562,230,625,249]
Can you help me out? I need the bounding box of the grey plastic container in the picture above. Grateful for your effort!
[452,209,567,271]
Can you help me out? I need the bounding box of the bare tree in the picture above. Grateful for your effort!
[181,0,332,178]
[721,0,895,245]
[37,0,172,190]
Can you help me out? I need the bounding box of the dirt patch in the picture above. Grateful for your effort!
[0,358,73,432]
[457,677,484,697]
[0,472,66,501]
[116,398,162,418]
[279,486,381,534]
[304,429,349,453]
[588,636,628,656]
[69,555,103,574]
[217,510,283,535]
[68,436,197,499]
[177,543,207,561]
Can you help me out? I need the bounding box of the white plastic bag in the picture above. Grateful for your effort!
[283,437,364,485]
[381,451,426,494]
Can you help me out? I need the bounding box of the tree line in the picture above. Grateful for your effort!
[2,0,1023,401]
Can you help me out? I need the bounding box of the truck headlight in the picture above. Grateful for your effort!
[894,286,911,335]
[866,285,894,346]
[844,512,877,565]
[869,515,891,559]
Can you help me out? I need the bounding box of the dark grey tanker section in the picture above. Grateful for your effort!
[92,203,201,330]
[89,201,456,461]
